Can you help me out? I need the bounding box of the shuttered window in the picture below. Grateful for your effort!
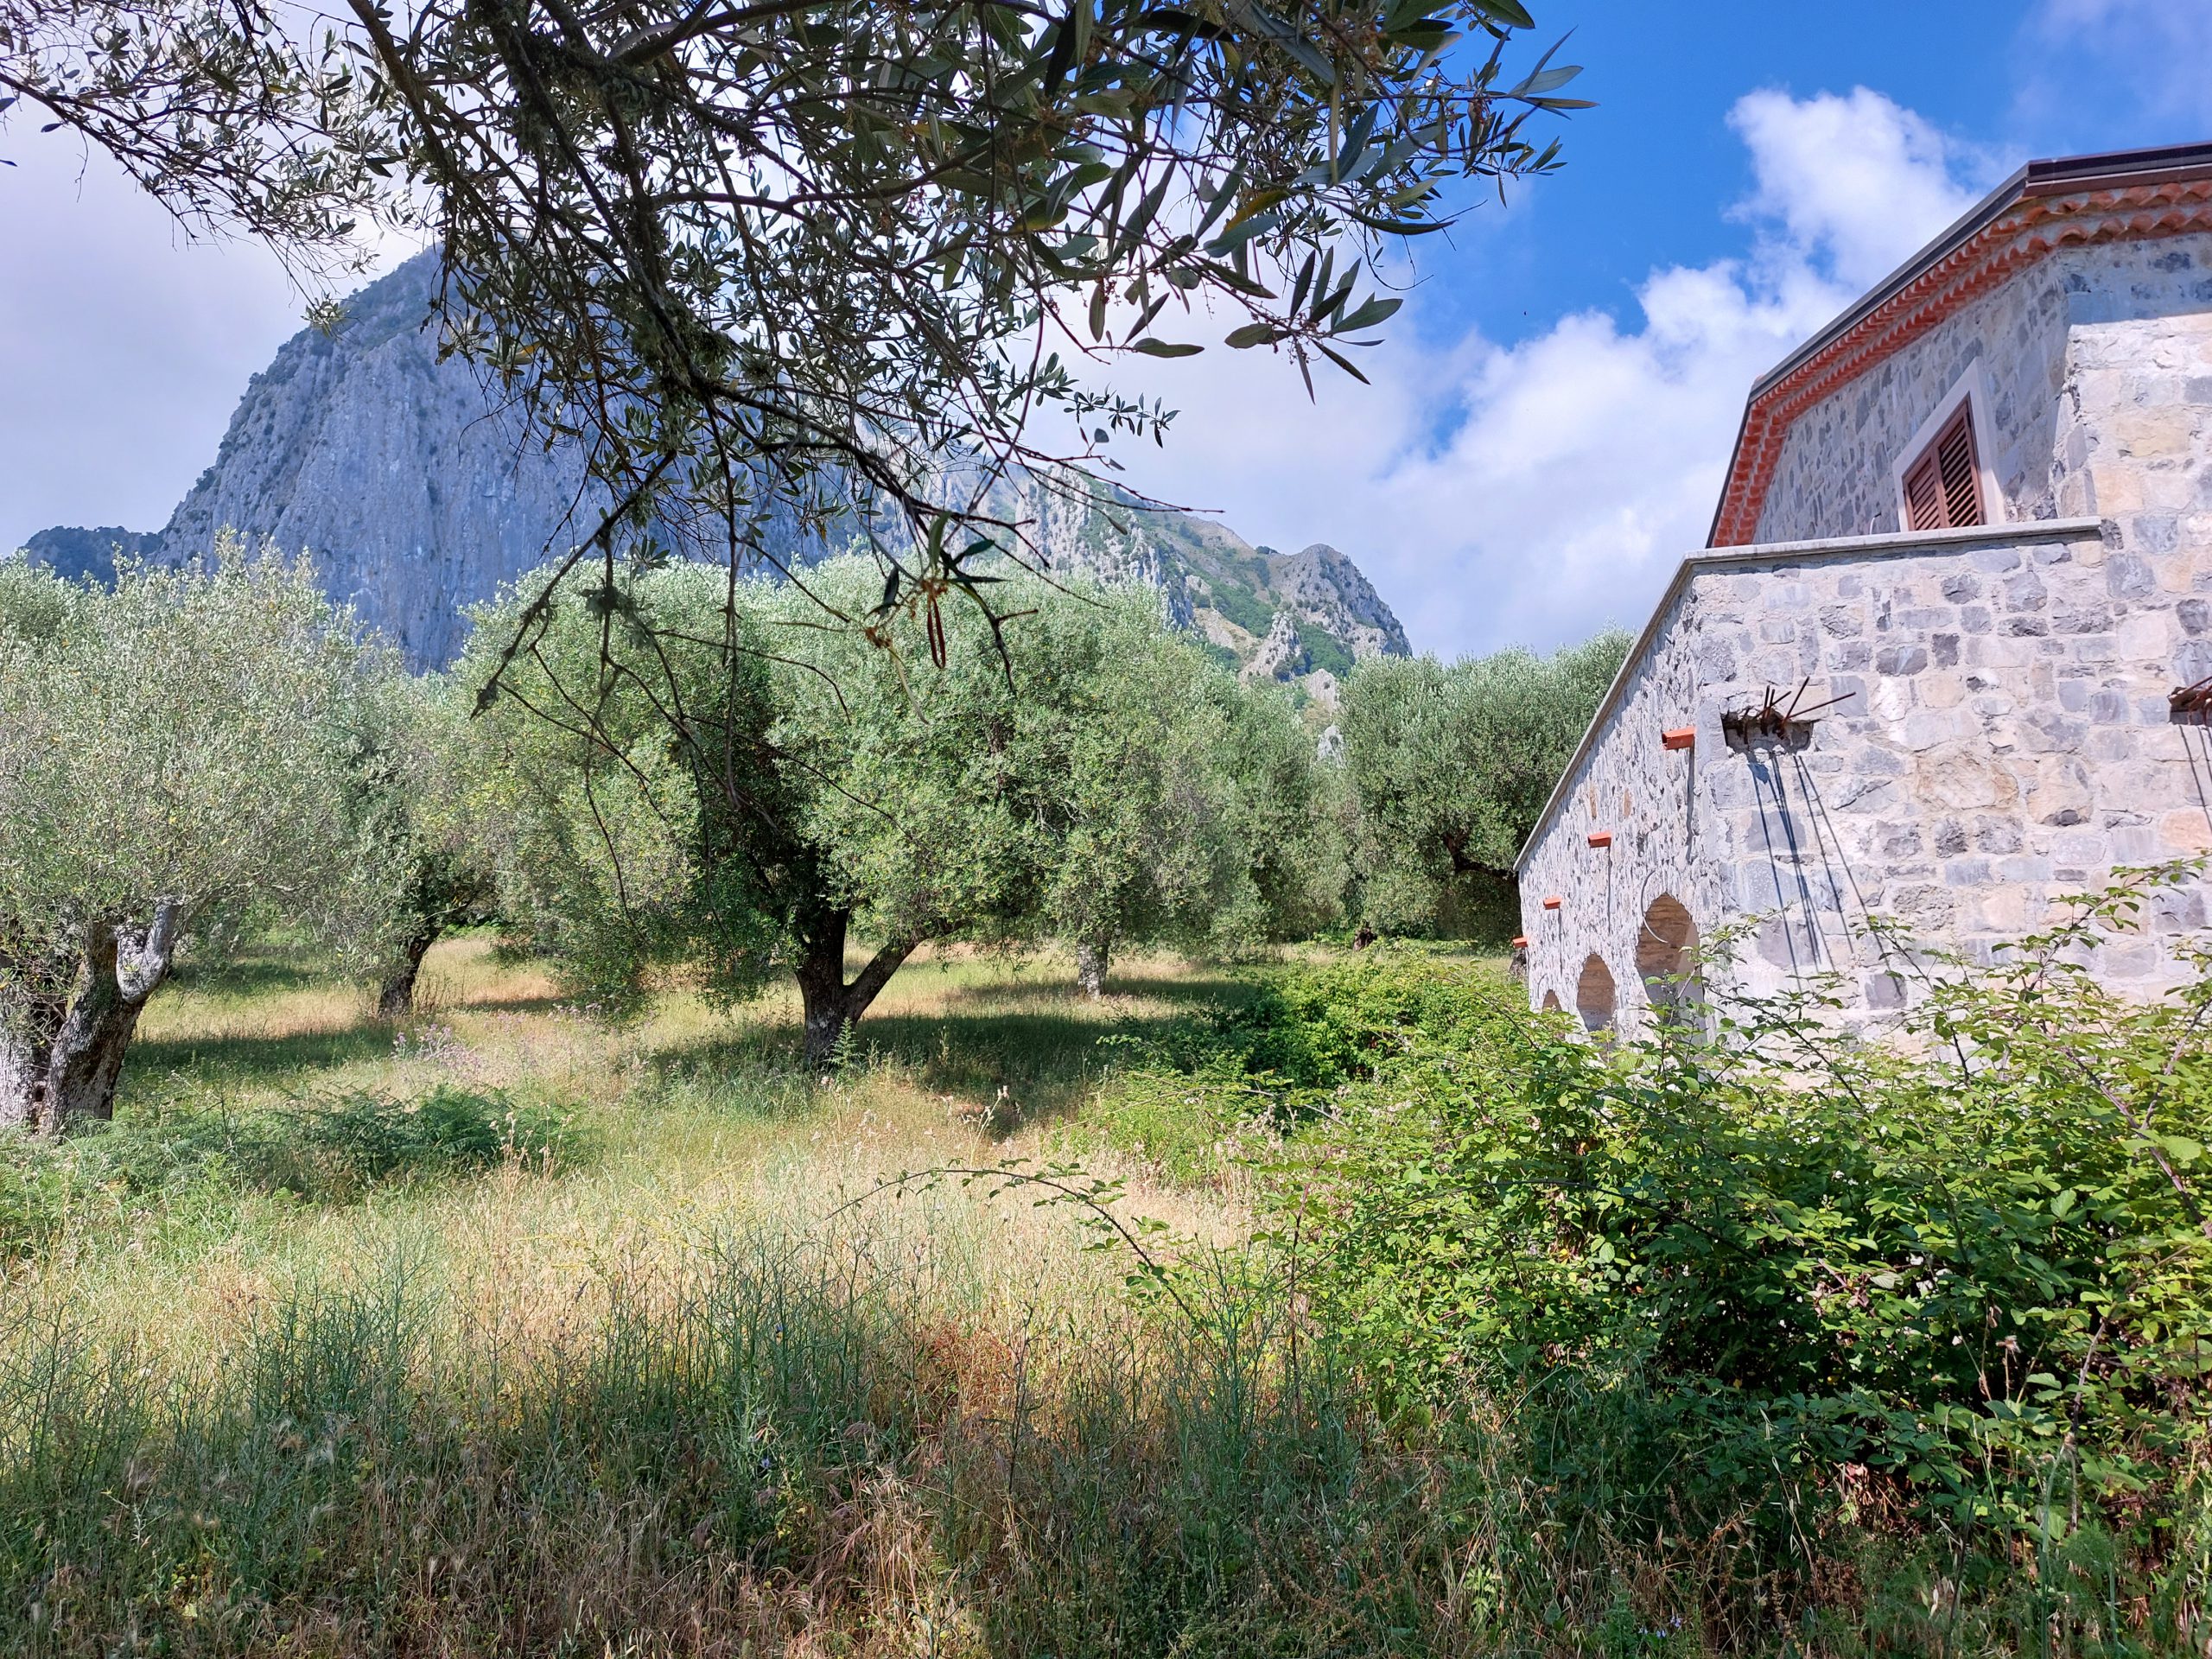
[1901,403,1985,531]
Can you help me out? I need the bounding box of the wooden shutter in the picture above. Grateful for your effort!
[1902,404,1985,531]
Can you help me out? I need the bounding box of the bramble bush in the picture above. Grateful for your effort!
[1103,873,2212,1615]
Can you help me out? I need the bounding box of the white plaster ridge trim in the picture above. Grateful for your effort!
[1512,516,2106,872]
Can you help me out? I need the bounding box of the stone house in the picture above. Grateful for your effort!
[1515,142,2212,1033]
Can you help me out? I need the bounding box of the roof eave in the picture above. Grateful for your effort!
[1711,141,2212,549]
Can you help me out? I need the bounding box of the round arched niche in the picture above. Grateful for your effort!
[1637,894,1705,1014]
[1573,955,1617,1033]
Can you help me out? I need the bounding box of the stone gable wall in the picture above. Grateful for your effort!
[1749,234,2212,548]
[1520,521,2212,1033]
[2053,245,2212,613]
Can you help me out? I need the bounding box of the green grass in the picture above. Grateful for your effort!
[3,937,2196,1656]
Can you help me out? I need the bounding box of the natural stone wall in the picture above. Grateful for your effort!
[1751,233,2212,546]
[1519,519,2212,1033]
[2052,250,2212,664]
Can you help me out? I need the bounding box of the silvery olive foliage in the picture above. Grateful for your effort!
[339,1,1584,662]
[0,540,403,1128]
[12,0,1580,675]
[1019,602,1345,990]
[0,0,382,268]
[358,668,499,1016]
[1340,629,1627,936]
[456,559,1339,1056]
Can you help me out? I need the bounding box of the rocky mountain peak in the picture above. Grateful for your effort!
[23,251,1414,689]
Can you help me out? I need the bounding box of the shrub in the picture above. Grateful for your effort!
[1269,872,2212,1566]
[0,1085,582,1257]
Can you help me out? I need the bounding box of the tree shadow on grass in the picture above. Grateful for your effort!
[664,971,1255,1130]
[124,1026,397,1097]
[166,949,337,1000]
[933,970,1261,1015]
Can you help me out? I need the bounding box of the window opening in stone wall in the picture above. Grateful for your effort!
[1574,955,1617,1033]
[1637,894,1704,1017]
[1901,402,1985,531]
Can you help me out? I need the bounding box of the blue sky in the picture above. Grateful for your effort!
[3,0,2209,656]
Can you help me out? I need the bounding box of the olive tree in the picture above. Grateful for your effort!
[461,557,1047,1059]
[363,671,499,1017]
[460,558,1335,1052]
[0,543,398,1130]
[1019,621,1344,994]
[1340,630,1627,938]
[19,3,1582,874]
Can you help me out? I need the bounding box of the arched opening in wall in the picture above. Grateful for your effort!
[1574,956,1617,1033]
[1540,989,1562,1014]
[1637,894,1705,1020]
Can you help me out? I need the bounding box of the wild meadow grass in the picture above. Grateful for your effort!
[3,934,2198,1656]
[0,938,1343,1655]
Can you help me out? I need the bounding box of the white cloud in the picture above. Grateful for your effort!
[1727,87,1985,291]
[1109,87,1993,658]
[0,130,415,551]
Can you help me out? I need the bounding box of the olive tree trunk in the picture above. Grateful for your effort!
[791,907,917,1068]
[0,1029,49,1131]
[37,903,186,1133]
[0,944,73,1130]
[1075,938,1110,999]
[0,960,65,1132]
[377,925,441,1019]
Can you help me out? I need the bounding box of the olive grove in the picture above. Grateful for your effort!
[1339,631,1628,938]
[0,544,402,1129]
[457,560,1340,1057]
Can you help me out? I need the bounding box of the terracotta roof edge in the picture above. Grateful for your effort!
[1744,143,2212,407]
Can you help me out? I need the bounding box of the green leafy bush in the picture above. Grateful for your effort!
[0,1085,582,1256]
[1084,873,2212,1591]
[1268,873,2212,1560]
[1075,952,1512,1179]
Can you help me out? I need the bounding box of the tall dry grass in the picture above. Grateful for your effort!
[6,938,2168,1656]
[2,938,1392,1656]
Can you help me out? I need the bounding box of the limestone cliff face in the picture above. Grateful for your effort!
[1269,543,1412,660]
[156,252,604,668]
[28,250,1411,678]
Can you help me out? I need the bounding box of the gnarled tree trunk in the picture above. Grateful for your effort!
[0,1029,49,1131]
[0,947,69,1131]
[791,906,918,1068]
[1075,938,1109,998]
[377,925,441,1019]
[37,903,184,1134]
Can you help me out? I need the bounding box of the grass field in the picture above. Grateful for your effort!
[10,934,2154,1656]
[32,936,1270,1400]
[3,937,1459,1657]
